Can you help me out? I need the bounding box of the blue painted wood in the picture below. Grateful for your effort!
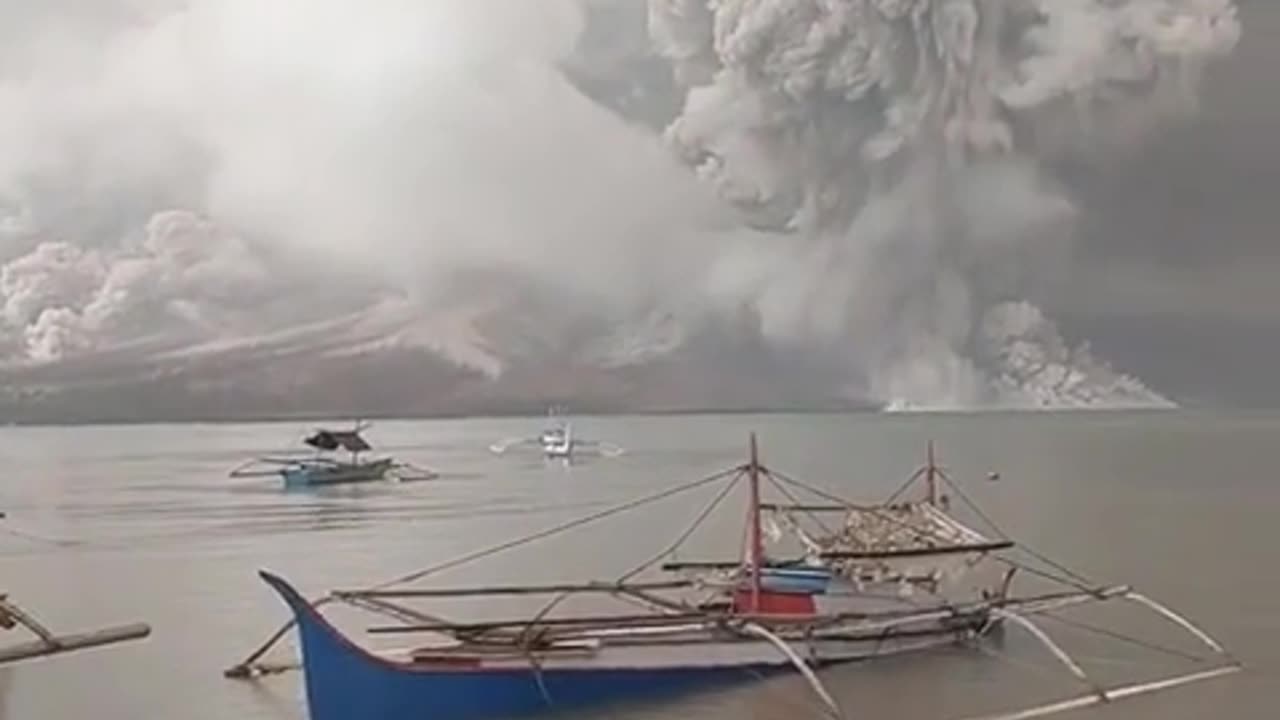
[279,460,391,488]
[758,567,833,594]
[259,571,779,720]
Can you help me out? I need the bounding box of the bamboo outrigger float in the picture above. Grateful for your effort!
[227,435,1240,720]
[0,590,149,666]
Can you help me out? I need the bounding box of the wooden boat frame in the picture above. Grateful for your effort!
[0,591,149,666]
[226,434,1241,720]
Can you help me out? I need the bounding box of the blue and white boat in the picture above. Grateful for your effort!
[231,423,434,488]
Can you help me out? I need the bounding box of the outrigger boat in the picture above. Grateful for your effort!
[489,409,623,461]
[230,422,436,488]
[227,435,1240,720]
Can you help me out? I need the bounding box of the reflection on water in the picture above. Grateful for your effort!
[0,412,1274,719]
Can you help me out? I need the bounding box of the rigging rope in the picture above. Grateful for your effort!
[993,559,1094,594]
[371,463,744,590]
[766,467,961,549]
[615,469,744,584]
[883,466,928,505]
[933,467,1096,588]
[614,466,747,584]
[225,463,745,677]
[1036,611,1209,663]
[762,472,836,537]
[0,524,84,548]
[770,463,1103,596]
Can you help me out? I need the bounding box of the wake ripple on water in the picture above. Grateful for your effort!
[0,446,636,558]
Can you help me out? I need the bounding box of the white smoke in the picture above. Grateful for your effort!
[0,211,283,362]
[0,0,1241,411]
[0,1,743,367]
[648,0,1238,407]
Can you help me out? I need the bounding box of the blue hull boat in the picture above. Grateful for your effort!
[260,572,783,720]
[232,436,1241,720]
[280,458,396,488]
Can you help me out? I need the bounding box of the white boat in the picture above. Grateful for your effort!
[490,409,622,460]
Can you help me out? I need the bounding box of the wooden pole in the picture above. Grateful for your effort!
[0,623,150,666]
[368,611,722,635]
[926,440,938,506]
[335,580,692,600]
[364,585,1131,636]
[747,433,763,612]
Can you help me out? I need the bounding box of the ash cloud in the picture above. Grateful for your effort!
[0,1,741,364]
[648,0,1238,408]
[0,0,1249,416]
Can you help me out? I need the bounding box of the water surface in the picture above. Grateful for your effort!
[0,411,1273,719]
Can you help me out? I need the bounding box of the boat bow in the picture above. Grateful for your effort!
[258,571,784,720]
[236,437,1243,720]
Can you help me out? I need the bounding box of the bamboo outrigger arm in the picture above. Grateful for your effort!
[1124,592,1233,659]
[960,595,1243,720]
[0,595,150,666]
[991,610,1109,700]
[739,622,844,720]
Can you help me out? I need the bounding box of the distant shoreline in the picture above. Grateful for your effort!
[0,403,1200,428]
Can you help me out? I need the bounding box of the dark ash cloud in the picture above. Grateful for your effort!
[0,0,1271,419]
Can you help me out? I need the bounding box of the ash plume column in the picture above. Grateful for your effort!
[648,0,1240,409]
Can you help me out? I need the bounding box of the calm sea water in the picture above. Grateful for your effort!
[0,411,1274,720]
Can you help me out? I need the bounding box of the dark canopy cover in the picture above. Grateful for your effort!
[304,430,371,453]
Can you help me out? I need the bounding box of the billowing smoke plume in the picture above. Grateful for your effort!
[0,1,736,372]
[0,0,1242,413]
[648,0,1238,408]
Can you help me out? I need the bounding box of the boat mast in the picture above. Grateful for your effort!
[925,440,938,506]
[747,433,763,612]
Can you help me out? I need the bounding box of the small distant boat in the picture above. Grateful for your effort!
[231,422,436,488]
[228,435,1239,720]
[490,409,622,461]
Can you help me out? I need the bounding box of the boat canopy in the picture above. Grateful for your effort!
[304,430,371,453]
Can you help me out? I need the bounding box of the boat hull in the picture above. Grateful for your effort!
[259,572,986,720]
[282,459,395,488]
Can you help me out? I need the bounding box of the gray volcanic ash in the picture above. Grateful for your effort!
[0,1,1245,420]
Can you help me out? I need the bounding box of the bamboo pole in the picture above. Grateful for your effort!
[662,540,1015,569]
[334,580,692,600]
[0,623,150,665]
[758,503,854,513]
[364,585,1131,637]
[367,611,720,635]
[993,610,1108,700]
[741,621,844,719]
[955,665,1241,720]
